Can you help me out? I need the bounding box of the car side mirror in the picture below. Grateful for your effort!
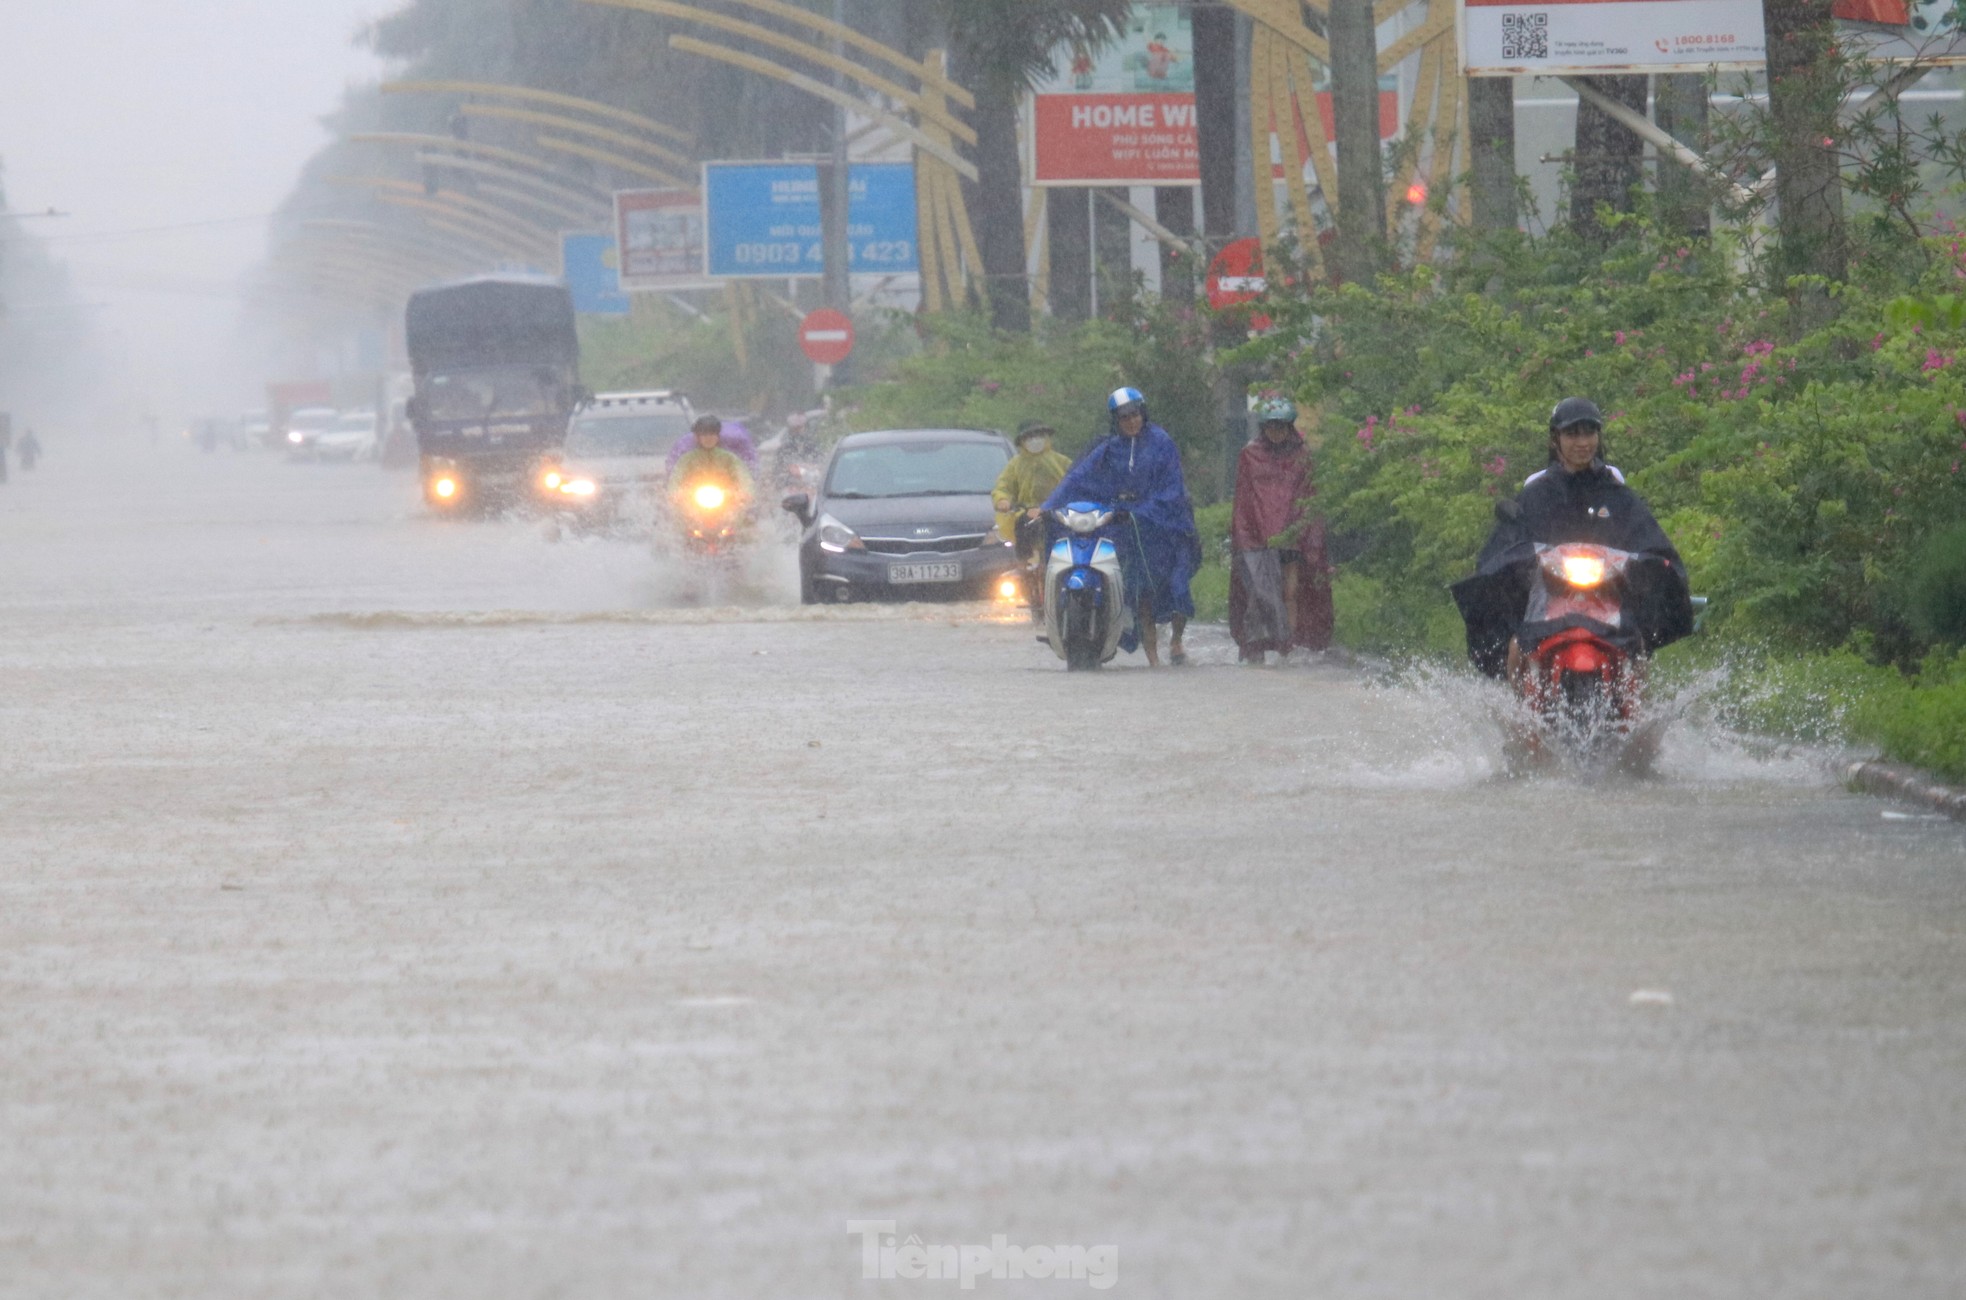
[1494,498,1523,525]
[781,492,812,522]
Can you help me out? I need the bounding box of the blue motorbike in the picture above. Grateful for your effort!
[1043,501,1127,670]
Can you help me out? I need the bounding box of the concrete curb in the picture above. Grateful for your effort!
[1846,761,1966,822]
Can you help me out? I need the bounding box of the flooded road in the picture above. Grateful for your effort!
[3,444,1962,1298]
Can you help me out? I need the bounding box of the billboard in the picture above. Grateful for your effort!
[614,188,711,291]
[701,162,919,279]
[1460,0,1764,75]
[1460,0,1966,76]
[1031,3,1199,186]
[560,232,631,315]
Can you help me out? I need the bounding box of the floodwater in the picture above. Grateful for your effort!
[2,443,1962,1298]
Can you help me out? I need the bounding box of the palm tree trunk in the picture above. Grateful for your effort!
[1329,0,1385,281]
[1048,188,1092,322]
[966,76,1033,332]
[1570,75,1647,245]
[1155,187,1197,299]
[1653,74,1711,237]
[1193,5,1240,247]
[1764,0,1847,294]
[1467,76,1518,232]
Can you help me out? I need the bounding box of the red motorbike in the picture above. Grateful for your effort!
[1508,542,1655,770]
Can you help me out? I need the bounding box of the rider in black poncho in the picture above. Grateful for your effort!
[1452,398,1695,679]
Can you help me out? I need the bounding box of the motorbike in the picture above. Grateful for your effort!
[1507,541,1657,769]
[1043,501,1127,670]
[675,478,746,558]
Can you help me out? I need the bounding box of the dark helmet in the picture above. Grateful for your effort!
[1015,419,1055,445]
[1546,397,1607,467]
[1548,397,1604,432]
[691,414,723,435]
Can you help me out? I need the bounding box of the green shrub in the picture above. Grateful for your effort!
[842,306,1226,499]
[1909,522,1966,647]
[1866,648,1966,782]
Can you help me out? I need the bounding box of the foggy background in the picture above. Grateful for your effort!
[0,0,385,435]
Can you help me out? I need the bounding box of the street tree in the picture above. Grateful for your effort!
[946,0,1132,333]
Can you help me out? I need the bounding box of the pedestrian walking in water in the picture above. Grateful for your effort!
[1229,398,1333,663]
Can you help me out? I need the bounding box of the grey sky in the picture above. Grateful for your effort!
[0,0,388,419]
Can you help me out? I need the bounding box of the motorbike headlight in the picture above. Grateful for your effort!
[692,483,727,510]
[817,514,864,553]
[432,477,458,500]
[1560,553,1607,588]
[1054,506,1114,534]
[286,430,304,444]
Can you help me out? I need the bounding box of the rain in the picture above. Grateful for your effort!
[2,2,1964,1296]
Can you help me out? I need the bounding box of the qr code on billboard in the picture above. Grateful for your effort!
[1500,12,1549,60]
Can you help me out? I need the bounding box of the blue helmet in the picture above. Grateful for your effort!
[1107,386,1145,415]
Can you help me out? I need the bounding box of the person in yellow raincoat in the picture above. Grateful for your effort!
[671,415,753,506]
[992,420,1071,557]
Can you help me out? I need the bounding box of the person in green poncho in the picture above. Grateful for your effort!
[992,420,1071,563]
[670,414,753,509]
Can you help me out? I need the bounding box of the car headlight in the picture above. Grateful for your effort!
[287,431,304,444]
[541,469,564,491]
[817,513,864,553]
[558,478,598,498]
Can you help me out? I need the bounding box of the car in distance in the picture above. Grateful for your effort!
[312,409,381,461]
[283,406,341,458]
[782,428,1018,603]
[541,390,695,525]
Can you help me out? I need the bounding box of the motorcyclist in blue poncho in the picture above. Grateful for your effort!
[1043,387,1203,667]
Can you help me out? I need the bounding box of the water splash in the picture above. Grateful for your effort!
[1342,656,1842,791]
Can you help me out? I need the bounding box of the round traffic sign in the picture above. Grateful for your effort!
[799,309,856,366]
[1205,238,1267,313]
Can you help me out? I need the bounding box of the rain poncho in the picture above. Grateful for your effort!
[1228,431,1333,659]
[1043,422,1202,637]
[670,446,752,503]
[991,445,1071,542]
[1451,460,1694,678]
[666,422,757,474]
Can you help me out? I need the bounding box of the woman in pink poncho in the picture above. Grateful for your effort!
[1228,399,1334,663]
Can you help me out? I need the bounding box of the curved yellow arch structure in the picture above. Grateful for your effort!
[382,79,692,145]
[350,134,614,204]
[666,35,978,182]
[587,0,975,148]
[328,176,561,249]
[457,104,696,171]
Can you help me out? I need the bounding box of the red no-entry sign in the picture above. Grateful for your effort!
[1205,238,1267,312]
[799,309,856,366]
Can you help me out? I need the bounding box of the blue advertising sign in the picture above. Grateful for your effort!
[703,162,918,279]
[561,232,631,315]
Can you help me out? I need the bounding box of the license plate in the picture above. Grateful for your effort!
[888,561,963,585]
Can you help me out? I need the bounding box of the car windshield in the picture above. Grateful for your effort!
[425,368,563,420]
[332,413,374,432]
[826,440,1007,499]
[290,409,338,431]
[566,412,691,456]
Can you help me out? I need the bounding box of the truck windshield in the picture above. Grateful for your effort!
[425,369,563,421]
[566,412,691,456]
